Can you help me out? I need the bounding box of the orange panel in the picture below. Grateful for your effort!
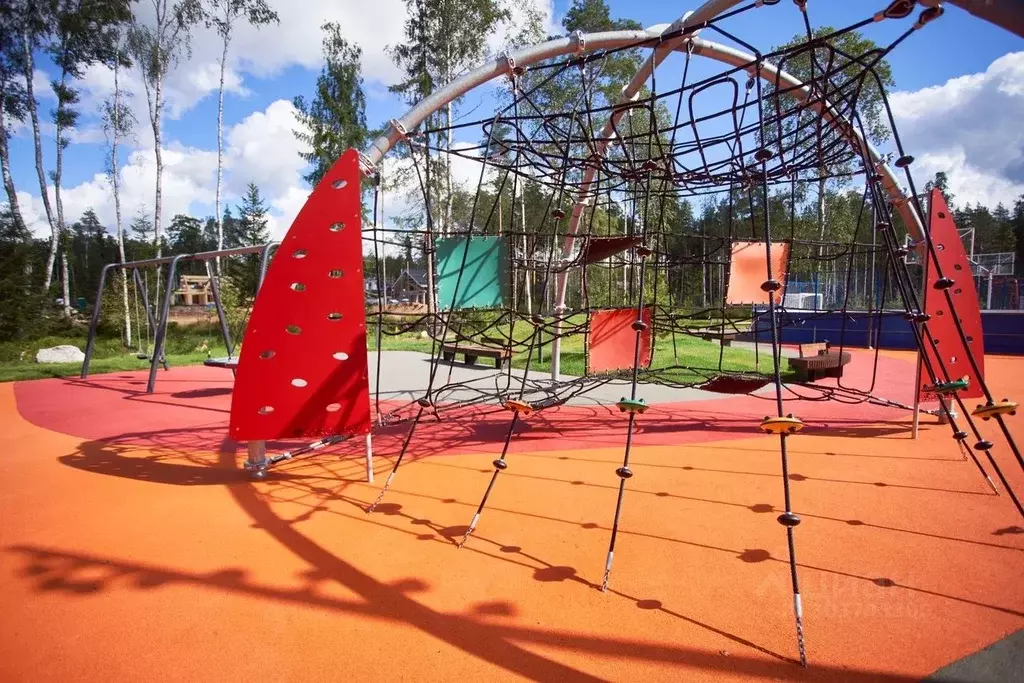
[917,189,985,402]
[587,307,653,374]
[726,241,790,305]
[229,149,371,440]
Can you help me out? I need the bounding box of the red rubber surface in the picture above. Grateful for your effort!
[918,189,985,402]
[3,350,1023,682]
[229,148,371,440]
[3,28,1014,674]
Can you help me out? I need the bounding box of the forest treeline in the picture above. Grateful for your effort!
[1,0,1023,344]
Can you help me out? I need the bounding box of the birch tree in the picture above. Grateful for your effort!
[0,3,30,237]
[49,0,133,314]
[202,0,277,272]
[389,0,511,236]
[16,3,59,294]
[128,0,202,260]
[102,29,135,345]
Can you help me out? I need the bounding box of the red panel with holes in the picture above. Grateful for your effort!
[917,189,985,402]
[587,307,653,375]
[229,149,371,440]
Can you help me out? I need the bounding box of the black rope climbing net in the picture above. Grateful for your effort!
[361,1,1023,668]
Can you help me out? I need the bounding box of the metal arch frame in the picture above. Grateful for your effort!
[354,0,1015,378]
[361,0,747,170]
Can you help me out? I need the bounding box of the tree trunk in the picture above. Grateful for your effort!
[215,32,230,273]
[445,100,454,238]
[153,71,164,258]
[520,186,531,314]
[23,35,57,292]
[0,107,26,235]
[55,68,71,316]
[112,56,132,346]
[150,64,165,310]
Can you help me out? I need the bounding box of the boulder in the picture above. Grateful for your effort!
[36,345,86,364]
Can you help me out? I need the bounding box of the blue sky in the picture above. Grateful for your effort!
[5,0,1023,240]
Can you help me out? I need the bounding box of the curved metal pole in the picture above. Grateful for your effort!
[946,0,1024,38]
[360,0,748,171]
[353,0,1022,375]
[548,35,927,379]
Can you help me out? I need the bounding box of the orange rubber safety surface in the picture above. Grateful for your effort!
[1,352,1022,682]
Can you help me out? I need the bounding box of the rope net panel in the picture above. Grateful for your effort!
[228,0,1024,670]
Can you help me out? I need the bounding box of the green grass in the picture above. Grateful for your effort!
[0,330,231,383]
[3,318,786,386]
[370,318,790,387]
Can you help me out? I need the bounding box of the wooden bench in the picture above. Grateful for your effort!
[441,342,511,369]
[690,328,739,346]
[787,344,852,381]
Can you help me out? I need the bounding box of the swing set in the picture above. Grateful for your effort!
[82,243,279,393]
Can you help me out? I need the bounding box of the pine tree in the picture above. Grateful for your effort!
[0,208,47,340]
[389,0,512,237]
[226,182,269,297]
[292,23,368,187]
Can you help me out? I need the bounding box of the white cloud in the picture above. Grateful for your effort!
[11,0,562,244]
[17,102,310,240]
[890,51,1024,208]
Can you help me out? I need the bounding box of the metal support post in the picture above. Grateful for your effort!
[81,263,114,379]
[245,441,268,479]
[365,433,374,483]
[206,261,234,357]
[147,255,186,393]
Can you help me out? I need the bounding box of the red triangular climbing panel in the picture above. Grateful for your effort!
[917,189,985,402]
[581,236,643,265]
[229,149,371,440]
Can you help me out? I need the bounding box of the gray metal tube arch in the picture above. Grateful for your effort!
[946,0,1024,38]
[361,0,753,171]
[353,0,1005,377]
[548,33,925,377]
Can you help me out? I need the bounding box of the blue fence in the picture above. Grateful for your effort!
[751,309,1024,355]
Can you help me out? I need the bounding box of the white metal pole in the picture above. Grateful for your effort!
[365,433,374,483]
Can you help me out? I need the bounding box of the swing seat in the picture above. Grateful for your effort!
[204,356,239,369]
[136,353,149,360]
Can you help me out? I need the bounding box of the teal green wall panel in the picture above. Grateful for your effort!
[435,236,507,310]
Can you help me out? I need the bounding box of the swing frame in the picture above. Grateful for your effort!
[82,243,279,393]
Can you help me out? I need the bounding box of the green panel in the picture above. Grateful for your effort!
[435,236,507,310]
